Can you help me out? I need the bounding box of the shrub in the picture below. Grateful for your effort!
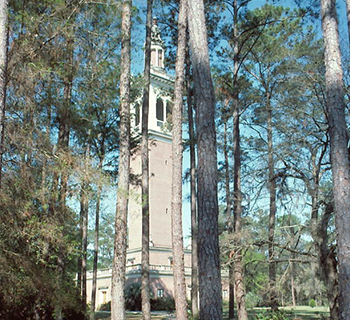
[151,297,175,311]
[309,299,316,308]
[125,283,142,311]
[255,310,288,320]
[98,301,111,311]
[245,292,262,308]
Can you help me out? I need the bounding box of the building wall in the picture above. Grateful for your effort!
[85,262,229,309]
[128,137,173,250]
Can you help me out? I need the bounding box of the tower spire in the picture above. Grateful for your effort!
[150,17,165,72]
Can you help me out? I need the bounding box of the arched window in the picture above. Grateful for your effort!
[156,98,164,121]
[151,49,156,66]
[158,49,163,67]
[166,101,172,122]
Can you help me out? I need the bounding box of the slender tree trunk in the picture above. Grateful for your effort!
[171,1,188,319]
[90,183,102,319]
[186,48,199,318]
[308,145,339,320]
[0,0,8,188]
[141,1,152,319]
[320,1,350,319]
[228,267,235,319]
[290,265,296,308]
[80,176,89,312]
[232,94,248,320]
[222,99,234,320]
[58,31,74,217]
[91,155,105,317]
[80,143,90,314]
[313,202,339,320]
[55,22,75,320]
[267,94,278,311]
[111,1,131,319]
[223,107,232,219]
[188,1,222,318]
[232,1,247,318]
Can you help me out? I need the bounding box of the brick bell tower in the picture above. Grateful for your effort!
[125,17,191,298]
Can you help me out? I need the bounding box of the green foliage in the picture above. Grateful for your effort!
[309,299,316,308]
[151,297,176,311]
[245,292,263,309]
[98,301,111,311]
[100,284,175,312]
[255,310,288,320]
[125,283,142,311]
[3,0,123,318]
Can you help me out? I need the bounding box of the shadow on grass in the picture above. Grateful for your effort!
[222,306,330,320]
[96,306,329,320]
[94,311,174,320]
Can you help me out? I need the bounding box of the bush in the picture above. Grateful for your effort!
[125,283,142,311]
[309,299,316,308]
[98,301,111,311]
[151,297,175,311]
[245,292,262,308]
[97,285,176,312]
[255,310,288,320]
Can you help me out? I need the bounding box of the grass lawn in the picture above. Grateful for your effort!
[94,311,175,320]
[229,306,330,320]
[94,306,330,320]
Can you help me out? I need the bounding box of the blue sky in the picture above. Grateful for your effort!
[129,0,350,246]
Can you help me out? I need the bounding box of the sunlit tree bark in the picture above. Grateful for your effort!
[186,47,199,318]
[232,1,247,319]
[0,0,8,188]
[171,0,188,319]
[111,1,132,319]
[187,0,222,318]
[141,1,152,319]
[320,0,350,319]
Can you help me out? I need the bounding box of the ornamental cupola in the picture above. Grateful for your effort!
[132,17,174,139]
[150,17,166,74]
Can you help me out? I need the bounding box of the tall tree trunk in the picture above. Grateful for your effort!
[58,31,74,217]
[290,263,296,308]
[0,0,8,188]
[186,48,199,318]
[80,175,89,313]
[80,142,90,314]
[90,183,102,319]
[315,204,338,320]
[187,1,222,319]
[232,94,248,320]
[111,1,131,319]
[223,100,235,319]
[308,144,339,320]
[320,0,350,319]
[55,21,75,320]
[232,1,247,319]
[141,1,152,319]
[91,155,105,318]
[223,99,234,320]
[171,1,188,319]
[267,93,277,311]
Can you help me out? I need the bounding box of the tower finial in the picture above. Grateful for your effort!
[151,16,164,45]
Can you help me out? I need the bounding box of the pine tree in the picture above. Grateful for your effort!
[320,0,350,318]
[188,0,222,318]
[141,1,152,319]
[171,0,188,319]
[111,0,132,319]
